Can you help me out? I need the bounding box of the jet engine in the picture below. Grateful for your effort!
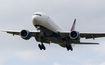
[70,31,81,40]
[20,30,31,40]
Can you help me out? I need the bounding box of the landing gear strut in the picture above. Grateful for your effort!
[66,44,73,51]
[38,42,46,50]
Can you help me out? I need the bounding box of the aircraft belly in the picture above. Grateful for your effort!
[46,37,64,43]
[34,25,64,44]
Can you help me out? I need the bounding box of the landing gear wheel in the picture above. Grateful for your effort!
[38,43,46,50]
[38,44,42,50]
[41,43,46,50]
[69,45,73,51]
[66,44,73,51]
[66,45,70,51]
[43,46,46,50]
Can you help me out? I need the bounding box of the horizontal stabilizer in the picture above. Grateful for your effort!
[75,42,99,45]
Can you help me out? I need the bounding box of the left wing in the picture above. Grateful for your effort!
[80,32,105,39]
[58,31,105,39]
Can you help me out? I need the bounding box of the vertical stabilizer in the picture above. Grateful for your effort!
[71,19,76,31]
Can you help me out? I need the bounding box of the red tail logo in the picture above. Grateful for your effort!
[71,19,76,31]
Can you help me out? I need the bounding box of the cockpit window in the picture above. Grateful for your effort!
[34,14,41,16]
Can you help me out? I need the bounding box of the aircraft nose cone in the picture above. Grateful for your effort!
[32,15,37,22]
[32,15,40,26]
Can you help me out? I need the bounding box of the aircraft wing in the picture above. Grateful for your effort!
[58,31,105,39]
[80,32,105,39]
[0,29,40,37]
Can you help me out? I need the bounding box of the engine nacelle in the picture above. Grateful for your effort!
[70,31,81,40]
[20,30,31,40]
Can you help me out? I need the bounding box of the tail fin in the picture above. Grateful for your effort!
[71,19,76,31]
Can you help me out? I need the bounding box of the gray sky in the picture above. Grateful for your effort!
[0,0,105,65]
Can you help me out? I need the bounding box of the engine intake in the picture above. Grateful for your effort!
[70,31,80,40]
[20,30,31,40]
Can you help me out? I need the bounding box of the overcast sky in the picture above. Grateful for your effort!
[0,0,105,65]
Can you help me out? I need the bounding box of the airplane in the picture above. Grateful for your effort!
[1,12,105,51]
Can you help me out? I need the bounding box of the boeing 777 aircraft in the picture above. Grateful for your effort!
[1,12,105,51]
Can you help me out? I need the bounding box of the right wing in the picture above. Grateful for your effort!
[0,29,51,44]
[0,29,40,37]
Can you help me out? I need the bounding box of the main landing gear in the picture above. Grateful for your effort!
[66,44,73,51]
[38,42,46,50]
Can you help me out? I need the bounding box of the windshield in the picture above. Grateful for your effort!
[34,14,41,16]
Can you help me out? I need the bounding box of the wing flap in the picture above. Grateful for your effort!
[59,42,99,48]
[75,42,99,45]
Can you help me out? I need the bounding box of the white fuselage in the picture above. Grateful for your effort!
[32,12,64,33]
